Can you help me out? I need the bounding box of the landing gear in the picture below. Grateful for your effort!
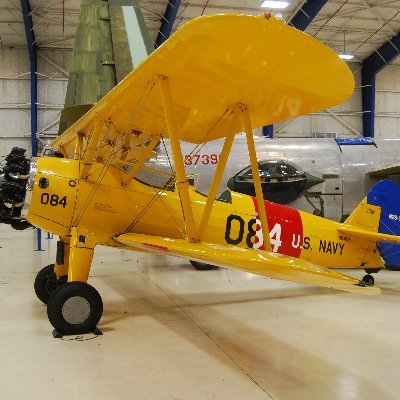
[47,282,103,335]
[362,274,374,286]
[361,268,382,286]
[34,264,67,304]
[189,260,217,271]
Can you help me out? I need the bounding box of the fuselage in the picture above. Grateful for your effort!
[26,157,383,271]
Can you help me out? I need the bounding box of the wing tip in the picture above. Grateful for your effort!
[329,280,381,295]
[351,281,382,295]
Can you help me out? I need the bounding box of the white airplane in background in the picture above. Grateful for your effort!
[142,136,400,220]
[138,136,400,268]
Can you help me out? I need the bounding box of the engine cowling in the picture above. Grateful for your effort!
[0,147,33,230]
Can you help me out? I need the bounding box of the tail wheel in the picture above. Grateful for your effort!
[34,264,67,304]
[47,282,103,335]
[362,274,374,286]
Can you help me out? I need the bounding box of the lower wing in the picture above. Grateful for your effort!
[114,233,380,295]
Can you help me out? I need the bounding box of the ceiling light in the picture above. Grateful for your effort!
[339,53,354,60]
[261,1,290,9]
[339,32,354,61]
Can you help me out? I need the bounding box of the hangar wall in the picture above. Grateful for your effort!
[375,64,400,139]
[0,47,399,152]
[36,49,70,148]
[0,48,30,155]
[0,48,70,157]
[273,64,363,138]
[273,62,400,139]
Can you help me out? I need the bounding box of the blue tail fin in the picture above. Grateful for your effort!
[367,180,400,267]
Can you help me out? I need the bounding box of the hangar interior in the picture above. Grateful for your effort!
[1,1,400,399]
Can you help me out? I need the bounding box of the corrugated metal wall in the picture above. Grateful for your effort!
[375,64,400,138]
[0,47,71,156]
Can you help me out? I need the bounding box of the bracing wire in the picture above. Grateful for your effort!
[73,79,157,226]
[123,175,182,235]
[123,108,235,234]
[123,135,178,231]
[182,108,234,163]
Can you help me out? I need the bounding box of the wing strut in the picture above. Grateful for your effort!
[197,110,239,240]
[159,76,197,242]
[121,134,161,187]
[74,132,84,160]
[241,106,272,252]
[80,119,103,179]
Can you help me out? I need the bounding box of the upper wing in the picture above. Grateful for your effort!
[114,233,380,295]
[51,13,354,160]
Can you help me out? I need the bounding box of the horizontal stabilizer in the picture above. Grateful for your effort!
[114,233,380,295]
[338,225,400,245]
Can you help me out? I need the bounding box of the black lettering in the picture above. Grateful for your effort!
[303,237,311,250]
[326,241,332,254]
[319,240,326,253]
[59,196,67,208]
[40,192,67,208]
[50,194,58,206]
[339,243,345,256]
[225,215,245,245]
[40,193,49,205]
[246,218,257,248]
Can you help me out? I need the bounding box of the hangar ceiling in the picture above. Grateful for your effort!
[0,0,399,64]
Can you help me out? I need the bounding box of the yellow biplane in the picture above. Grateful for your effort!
[20,13,400,334]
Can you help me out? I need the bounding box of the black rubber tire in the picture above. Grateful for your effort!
[34,264,67,304]
[189,260,217,271]
[362,274,374,286]
[47,282,103,335]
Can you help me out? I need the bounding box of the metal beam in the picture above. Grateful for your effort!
[289,0,328,31]
[361,68,376,138]
[325,109,362,137]
[20,0,37,156]
[361,32,400,137]
[262,125,273,138]
[155,0,181,48]
[363,33,400,74]
[38,53,69,77]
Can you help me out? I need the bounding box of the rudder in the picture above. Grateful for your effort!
[366,180,400,268]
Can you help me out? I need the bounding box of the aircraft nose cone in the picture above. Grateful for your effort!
[304,172,325,190]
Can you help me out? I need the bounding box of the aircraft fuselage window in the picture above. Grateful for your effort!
[227,160,307,204]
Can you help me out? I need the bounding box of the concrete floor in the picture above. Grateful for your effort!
[1,225,400,400]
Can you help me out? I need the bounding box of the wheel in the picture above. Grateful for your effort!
[189,260,217,271]
[362,274,374,286]
[34,264,67,304]
[47,282,103,335]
